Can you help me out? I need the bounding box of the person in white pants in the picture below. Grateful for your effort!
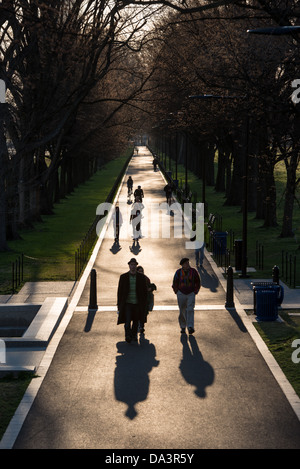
[177,290,196,331]
[172,258,201,335]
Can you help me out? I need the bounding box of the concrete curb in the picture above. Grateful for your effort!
[204,248,300,422]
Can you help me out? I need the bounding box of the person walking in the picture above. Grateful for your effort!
[127,176,133,196]
[164,183,173,205]
[195,240,205,268]
[117,258,148,343]
[134,185,144,202]
[172,258,201,335]
[112,205,123,242]
[136,265,157,334]
[130,198,144,241]
[190,223,205,268]
[153,157,158,171]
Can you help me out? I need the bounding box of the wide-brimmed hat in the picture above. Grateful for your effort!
[180,257,189,266]
[128,258,138,265]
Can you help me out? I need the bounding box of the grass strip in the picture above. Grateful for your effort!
[254,311,300,398]
[0,372,35,440]
[0,151,131,294]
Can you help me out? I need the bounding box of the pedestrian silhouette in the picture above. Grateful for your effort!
[117,258,148,343]
[179,335,214,398]
[172,258,201,335]
[114,338,159,419]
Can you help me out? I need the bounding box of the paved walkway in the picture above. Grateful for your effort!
[2,148,300,449]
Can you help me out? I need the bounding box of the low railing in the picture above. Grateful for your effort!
[281,250,298,289]
[256,241,264,270]
[12,253,24,293]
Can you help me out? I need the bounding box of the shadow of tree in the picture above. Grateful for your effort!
[114,336,159,419]
[179,335,214,398]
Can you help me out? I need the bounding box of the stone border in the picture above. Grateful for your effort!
[1,297,68,349]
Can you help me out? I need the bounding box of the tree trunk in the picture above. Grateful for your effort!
[280,151,298,237]
[206,142,215,186]
[215,146,226,192]
[0,104,8,251]
[18,156,26,227]
[262,165,278,228]
[224,135,243,206]
[59,158,67,198]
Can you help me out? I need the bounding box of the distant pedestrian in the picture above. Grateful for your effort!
[153,157,158,171]
[130,199,144,241]
[112,205,123,242]
[195,240,205,268]
[164,183,173,205]
[172,258,201,335]
[136,265,157,334]
[134,185,144,202]
[127,176,133,195]
[117,258,148,343]
[190,223,205,268]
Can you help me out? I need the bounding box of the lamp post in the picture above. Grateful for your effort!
[0,80,7,251]
[247,26,300,35]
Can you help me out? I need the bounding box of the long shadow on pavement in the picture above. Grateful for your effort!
[179,334,214,398]
[198,266,219,292]
[114,336,159,420]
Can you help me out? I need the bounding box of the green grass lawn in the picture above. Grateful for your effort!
[0,151,131,294]
[165,156,300,284]
[0,372,35,440]
[254,311,300,398]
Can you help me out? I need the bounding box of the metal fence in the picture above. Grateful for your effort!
[281,250,298,289]
[12,253,24,293]
[256,241,264,270]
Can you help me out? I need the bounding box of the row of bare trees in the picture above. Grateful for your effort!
[0,0,167,251]
[142,0,300,239]
[1,0,299,254]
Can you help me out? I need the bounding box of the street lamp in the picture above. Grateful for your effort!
[189,94,241,99]
[247,26,300,35]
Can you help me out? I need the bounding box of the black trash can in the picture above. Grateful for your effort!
[252,283,284,321]
[213,231,228,256]
[234,239,243,271]
[255,288,278,321]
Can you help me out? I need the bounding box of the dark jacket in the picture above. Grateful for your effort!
[117,271,148,325]
[172,267,201,295]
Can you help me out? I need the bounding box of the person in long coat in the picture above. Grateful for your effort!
[117,258,148,343]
